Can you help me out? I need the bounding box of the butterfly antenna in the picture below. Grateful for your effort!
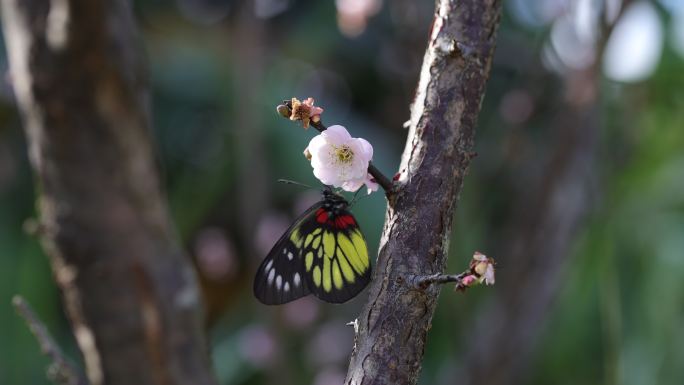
[349,189,366,207]
[277,179,312,189]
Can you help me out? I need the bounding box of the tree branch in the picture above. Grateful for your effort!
[12,296,89,385]
[344,0,502,384]
[1,1,217,384]
[410,272,468,289]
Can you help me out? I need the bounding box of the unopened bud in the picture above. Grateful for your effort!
[276,104,291,118]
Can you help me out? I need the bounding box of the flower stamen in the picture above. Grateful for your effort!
[334,145,354,164]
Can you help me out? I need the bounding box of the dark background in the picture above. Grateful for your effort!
[1,0,683,384]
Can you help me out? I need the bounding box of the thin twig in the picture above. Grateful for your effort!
[411,272,469,290]
[279,101,395,194]
[12,296,89,385]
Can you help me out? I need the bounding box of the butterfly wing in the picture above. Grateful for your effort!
[300,208,372,303]
[253,204,321,305]
[254,197,372,305]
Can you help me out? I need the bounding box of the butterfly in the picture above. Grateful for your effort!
[254,189,371,305]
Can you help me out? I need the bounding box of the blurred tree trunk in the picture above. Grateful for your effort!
[458,4,629,382]
[1,1,217,385]
[459,68,600,385]
[344,0,502,384]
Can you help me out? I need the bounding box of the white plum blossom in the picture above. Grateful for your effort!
[482,263,495,285]
[471,251,496,285]
[456,252,496,291]
[304,125,378,194]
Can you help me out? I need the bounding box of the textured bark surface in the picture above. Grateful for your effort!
[1,1,217,385]
[344,0,502,384]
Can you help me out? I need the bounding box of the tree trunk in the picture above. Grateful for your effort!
[344,0,502,384]
[1,1,218,384]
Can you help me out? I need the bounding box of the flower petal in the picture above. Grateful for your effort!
[341,178,365,192]
[461,275,478,286]
[364,174,379,194]
[313,162,340,186]
[345,140,371,179]
[356,137,374,161]
[307,135,327,156]
[484,264,495,285]
[322,125,352,145]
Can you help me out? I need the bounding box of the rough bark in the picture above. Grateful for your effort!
[344,1,502,384]
[1,1,217,385]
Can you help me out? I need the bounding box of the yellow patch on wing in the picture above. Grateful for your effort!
[332,259,344,289]
[290,227,303,248]
[312,234,321,249]
[305,251,314,271]
[322,253,332,292]
[350,230,369,268]
[337,233,365,274]
[322,231,335,259]
[336,244,356,283]
[313,266,321,287]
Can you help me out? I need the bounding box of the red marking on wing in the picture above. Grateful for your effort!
[343,215,356,226]
[316,208,328,224]
[331,215,356,229]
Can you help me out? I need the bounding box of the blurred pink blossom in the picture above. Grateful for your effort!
[307,321,353,365]
[254,212,290,257]
[335,0,383,37]
[283,296,320,329]
[194,227,237,281]
[238,325,277,368]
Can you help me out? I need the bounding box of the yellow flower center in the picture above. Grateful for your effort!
[334,145,354,164]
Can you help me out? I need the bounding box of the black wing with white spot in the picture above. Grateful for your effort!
[253,203,322,305]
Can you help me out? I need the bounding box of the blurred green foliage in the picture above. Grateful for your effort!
[1,1,683,385]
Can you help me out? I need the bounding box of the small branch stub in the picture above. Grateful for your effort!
[412,251,496,291]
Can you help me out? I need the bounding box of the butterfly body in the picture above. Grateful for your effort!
[254,190,371,305]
